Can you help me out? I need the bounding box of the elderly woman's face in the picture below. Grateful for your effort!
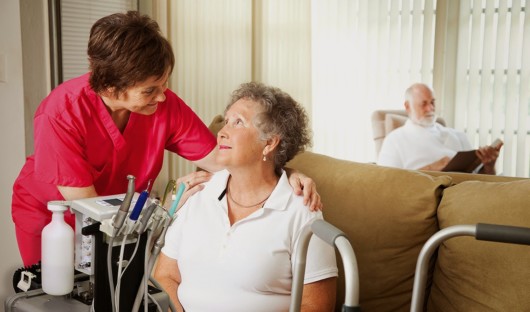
[217,98,266,168]
[105,72,169,115]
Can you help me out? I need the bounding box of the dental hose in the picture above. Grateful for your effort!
[108,175,135,312]
[161,180,176,207]
[132,183,185,312]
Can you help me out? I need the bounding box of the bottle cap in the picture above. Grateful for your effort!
[47,200,69,212]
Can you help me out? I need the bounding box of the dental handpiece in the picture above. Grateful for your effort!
[168,182,186,217]
[135,200,159,235]
[129,180,152,221]
[112,175,135,236]
[161,179,176,207]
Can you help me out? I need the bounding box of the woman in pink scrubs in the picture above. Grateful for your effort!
[11,11,320,266]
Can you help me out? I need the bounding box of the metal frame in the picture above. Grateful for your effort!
[290,219,360,312]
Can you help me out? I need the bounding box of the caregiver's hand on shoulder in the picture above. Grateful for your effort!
[170,171,213,212]
[285,168,323,211]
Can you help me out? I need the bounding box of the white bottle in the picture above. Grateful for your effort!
[41,201,74,295]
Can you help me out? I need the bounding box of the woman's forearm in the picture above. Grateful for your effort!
[300,277,337,312]
[153,254,184,312]
[155,276,183,312]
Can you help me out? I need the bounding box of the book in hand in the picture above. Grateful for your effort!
[441,138,503,173]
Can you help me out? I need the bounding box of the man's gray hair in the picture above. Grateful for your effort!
[404,83,434,103]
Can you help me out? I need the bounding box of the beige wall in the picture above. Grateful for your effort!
[20,0,50,156]
[0,0,28,304]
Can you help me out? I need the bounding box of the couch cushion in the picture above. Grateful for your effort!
[428,180,530,311]
[287,152,452,311]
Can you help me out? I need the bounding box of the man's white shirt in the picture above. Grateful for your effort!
[378,119,472,170]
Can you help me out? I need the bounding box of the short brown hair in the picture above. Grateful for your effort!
[227,82,311,175]
[88,11,174,97]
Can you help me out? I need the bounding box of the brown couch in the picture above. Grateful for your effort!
[287,151,530,312]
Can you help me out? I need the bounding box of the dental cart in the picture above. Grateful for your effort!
[5,192,170,312]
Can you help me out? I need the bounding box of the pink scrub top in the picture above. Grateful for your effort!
[12,73,216,238]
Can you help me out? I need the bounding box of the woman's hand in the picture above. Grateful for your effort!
[170,170,213,211]
[285,168,323,211]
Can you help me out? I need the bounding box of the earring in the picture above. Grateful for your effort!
[263,154,267,161]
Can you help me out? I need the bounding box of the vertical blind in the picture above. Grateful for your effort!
[311,0,436,162]
[78,0,527,183]
[253,0,312,116]
[169,0,253,179]
[60,0,137,82]
[153,0,253,188]
[155,0,438,179]
[155,0,313,186]
[454,0,530,177]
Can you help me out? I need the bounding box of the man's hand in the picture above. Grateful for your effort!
[419,156,451,171]
[476,144,502,175]
[285,168,323,211]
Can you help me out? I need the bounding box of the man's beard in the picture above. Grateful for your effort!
[412,113,436,127]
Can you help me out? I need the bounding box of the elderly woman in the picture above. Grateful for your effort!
[154,82,338,312]
[11,11,320,267]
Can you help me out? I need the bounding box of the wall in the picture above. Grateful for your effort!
[21,0,50,156]
[0,0,27,304]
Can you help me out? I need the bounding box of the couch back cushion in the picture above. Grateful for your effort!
[287,152,452,311]
[428,179,530,311]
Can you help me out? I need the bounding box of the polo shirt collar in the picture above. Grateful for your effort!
[204,169,292,212]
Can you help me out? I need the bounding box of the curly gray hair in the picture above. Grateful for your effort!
[225,82,311,175]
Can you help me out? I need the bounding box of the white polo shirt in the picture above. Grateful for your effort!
[378,119,472,170]
[162,169,338,312]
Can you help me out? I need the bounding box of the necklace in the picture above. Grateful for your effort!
[227,185,271,208]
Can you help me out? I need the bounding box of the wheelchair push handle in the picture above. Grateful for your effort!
[312,220,361,312]
[476,223,530,246]
[410,223,530,312]
[290,219,360,312]
[311,219,347,245]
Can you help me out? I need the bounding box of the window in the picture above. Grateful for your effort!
[450,0,530,177]
[51,0,138,85]
[149,0,530,178]
[311,0,529,177]
[311,0,437,162]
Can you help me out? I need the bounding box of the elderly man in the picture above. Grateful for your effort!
[377,83,501,174]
